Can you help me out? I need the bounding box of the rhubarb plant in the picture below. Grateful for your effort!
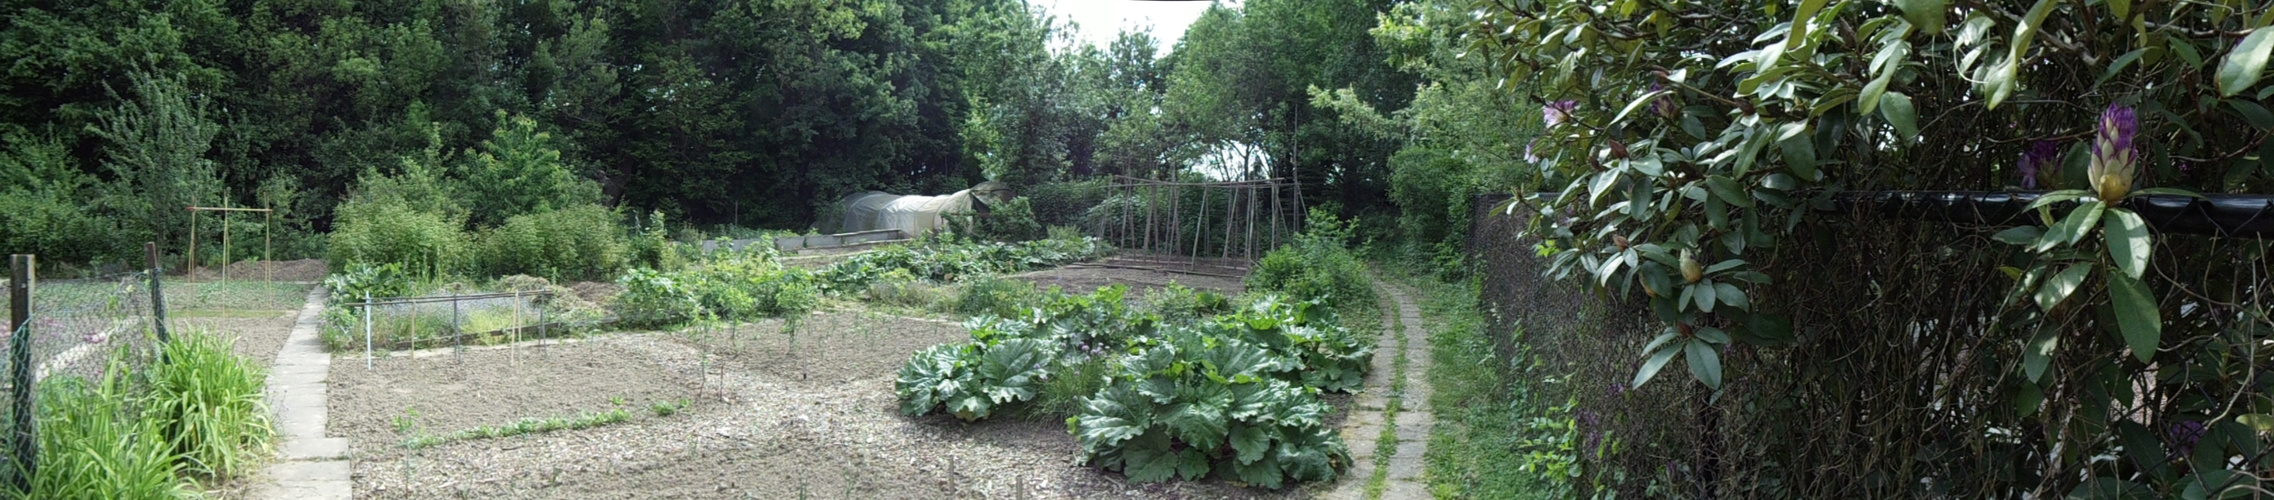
[895,337,1058,421]
[1068,328,1351,488]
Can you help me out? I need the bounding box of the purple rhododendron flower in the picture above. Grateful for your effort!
[2019,140,2059,189]
[1647,83,1678,119]
[1544,100,1578,128]
[2169,420,2206,456]
[1524,138,1541,163]
[2090,104,2139,201]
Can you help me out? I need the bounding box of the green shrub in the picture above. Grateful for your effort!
[863,271,948,311]
[326,197,466,278]
[614,267,704,329]
[1026,179,1108,227]
[0,190,126,266]
[613,250,821,329]
[147,331,273,479]
[25,371,189,500]
[1138,284,1234,324]
[954,276,1042,319]
[322,262,424,300]
[475,204,627,281]
[962,196,1045,242]
[1247,209,1376,311]
[626,210,684,271]
[460,112,604,227]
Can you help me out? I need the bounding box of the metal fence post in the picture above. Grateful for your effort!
[146,243,170,346]
[8,254,38,492]
[363,292,372,370]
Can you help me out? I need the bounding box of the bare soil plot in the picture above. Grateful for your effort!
[334,311,1327,499]
[1009,255,1247,296]
[668,310,967,386]
[327,336,700,455]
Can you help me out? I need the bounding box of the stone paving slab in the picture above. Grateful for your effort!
[251,287,351,500]
[1326,281,1436,500]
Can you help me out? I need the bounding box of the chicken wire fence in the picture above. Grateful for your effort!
[329,290,605,367]
[3,262,168,489]
[1469,194,2274,497]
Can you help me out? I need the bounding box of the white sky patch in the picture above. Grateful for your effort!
[1036,0,1227,51]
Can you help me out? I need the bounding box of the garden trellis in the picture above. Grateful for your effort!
[184,205,273,282]
[1098,175,1304,263]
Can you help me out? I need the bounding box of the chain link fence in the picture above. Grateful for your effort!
[3,256,169,490]
[1471,194,2274,497]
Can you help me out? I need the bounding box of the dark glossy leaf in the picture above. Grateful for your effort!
[2104,209,2151,280]
[2015,379,2043,418]
[2216,26,2273,97]
[2022,326,2058,382]
[2033,263,2091,312]
[1706,175,1755,208]
[1736,313,1796,346]
[1992,225,2044,246]
[1714,282,1749,311]
[1685,338,1722,390]
[1880,91,1918,141]
[2109,273,2161,363]
[1633,339,1682,388]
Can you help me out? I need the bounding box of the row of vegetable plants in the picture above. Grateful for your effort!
[894,218,1382,489]
[613,233,1113,328]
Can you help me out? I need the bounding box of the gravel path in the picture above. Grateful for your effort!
[337,311,1313,499]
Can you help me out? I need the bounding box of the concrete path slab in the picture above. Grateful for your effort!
[1326,280,1436,500]
[249,287,352,500]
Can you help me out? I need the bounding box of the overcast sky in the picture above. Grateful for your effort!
[1035,0,1229,51]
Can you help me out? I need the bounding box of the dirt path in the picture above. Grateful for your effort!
[1327,280,1434,500]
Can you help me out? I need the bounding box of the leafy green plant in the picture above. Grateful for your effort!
[473,203,627,281]
[402,408,633,449]
[323,262,422,300]
[326,195,466,279]
[614,267,705,328]
[953,276,1042,319]
[1212,297,1373,394]
[1138,284,1234,324]
[146,330,273,480]
[896,337,1060,421]
[23,367,187,499]
[1248,209,1377,311]
[1067,328,1351,488]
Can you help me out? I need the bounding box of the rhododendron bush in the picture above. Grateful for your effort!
[1459,0,2272,496]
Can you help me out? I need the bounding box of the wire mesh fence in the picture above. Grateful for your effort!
[325,289,610,367]
[3,257,168,490]
[1469,194,2274,497]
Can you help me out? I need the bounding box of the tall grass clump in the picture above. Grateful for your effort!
[21,372,188,500]
[146,331,273,479]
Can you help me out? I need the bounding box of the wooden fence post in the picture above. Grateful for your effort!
[8,255,37,492]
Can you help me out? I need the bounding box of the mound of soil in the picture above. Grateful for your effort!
[186,258,329,282]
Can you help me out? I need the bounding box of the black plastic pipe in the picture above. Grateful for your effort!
[1483,191,2274,238]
